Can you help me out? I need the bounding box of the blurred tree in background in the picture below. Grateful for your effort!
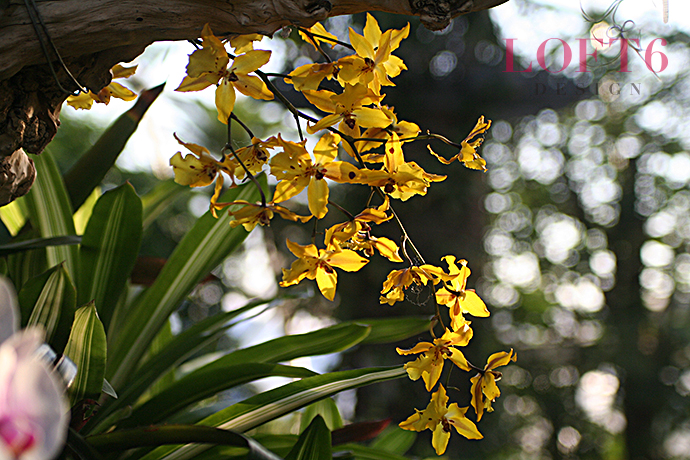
[14,1,688,459]
[269,3,690,460]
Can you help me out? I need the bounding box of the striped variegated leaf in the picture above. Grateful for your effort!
[24,150,79,284]
[106,176,263,390]
[301,398,343,432]
[78,183,142,330]
[87,300,270,433]
[85,425,282,460]
[64,301,107,404]
[285,415,331,460]
[118,363,317,429]
[18,263,76,352]
[333,443,412,460]
[141,366,406,460]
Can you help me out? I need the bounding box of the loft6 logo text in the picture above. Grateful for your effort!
[503,38,669,73]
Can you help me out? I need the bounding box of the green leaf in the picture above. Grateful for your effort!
[5,234,48,292]
[86,425,281,460]
[24,150,79,284]
[142,319,176,400]
[191,434,298,460]
[64,84,164,210]
[66,427,107,460]
[285,416,331,460]
[78,183,142,330]
[369,428,416,455]
[73,187,101,238]
[357,316,432,344]
[64,301,107,404]
[119,363,318,429]
[211,323,370,367]
[0,236,80,256]
[87,300,270,433]
[0,199,28,237]
[333,444,411,460]
[141,180,187,231]
[301,398,343,432]
[106,177,262,390]
[142,366,406,460]
[19,263,76,353]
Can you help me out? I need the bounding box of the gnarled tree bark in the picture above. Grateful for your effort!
[0,0,508,205]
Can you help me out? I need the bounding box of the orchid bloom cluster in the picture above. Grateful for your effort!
[167,16,514,455]
[0,277,70,460]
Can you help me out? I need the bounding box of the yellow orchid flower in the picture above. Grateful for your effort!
[400,385,482,455]
[346,232,403,262]
[280,239,369,300]
[230,33,264,54]
[326,215,401,262]
[169,134,236,217]
[427,116,492,171]
[380,264,449,305]
[66,64,137,109]
[470,349,517,422]
[228,136,279,180]
[285,62,339,91]
[324,198,392,248]
[337,13,409,94]
[435,256,490,330]
[302,83,392,136]
[396,327,473,391]
[357,106,421,158]
[224,200,311,232]
[299,22,339,51]
[270,132,360,219]
[175,24,230,91]
[357,133,446,201]
[176,24,273,124]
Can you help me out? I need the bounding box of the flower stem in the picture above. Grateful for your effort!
[224,114,266,206]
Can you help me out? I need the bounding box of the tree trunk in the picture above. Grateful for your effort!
[0,0,508,206]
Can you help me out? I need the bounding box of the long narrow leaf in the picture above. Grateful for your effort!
[141,179,187,231]
[19,263,76,352]
[88,300,270,433]
[66,427,106,460]
[142,319,176,399]
[142,366,406,460]
[0,199,28,237]
[24,150,78,284]
[190,434,299,460]
[208,323,370,368]
[357,316,432,344]
[64,84,164,210]
[285,416,331,460]
[0,235,81,256]
[107,177,262,390]
[86,425,282,460]
[5,236,48,291]
[78,183,142,330]
[370,427,416,455]
[118,364,317,429]
[64,301,107,404]
[301,398,343,432]
[333,443,412,460]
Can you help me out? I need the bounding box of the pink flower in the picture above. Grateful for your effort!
[0,278,69,460]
